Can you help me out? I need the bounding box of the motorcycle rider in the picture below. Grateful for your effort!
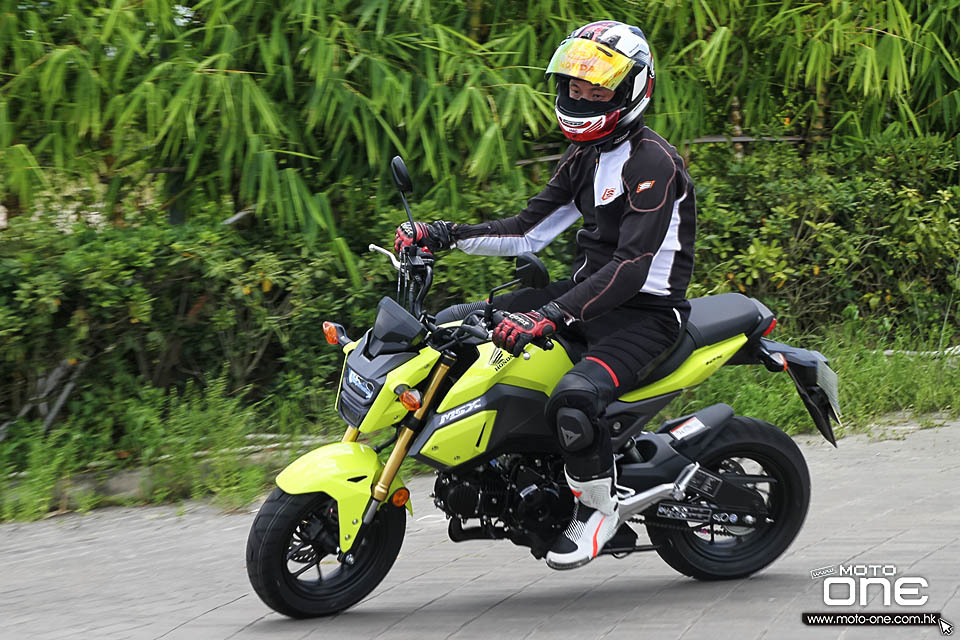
[395,20,696,569]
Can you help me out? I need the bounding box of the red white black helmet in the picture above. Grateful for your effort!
[545,21,655,147]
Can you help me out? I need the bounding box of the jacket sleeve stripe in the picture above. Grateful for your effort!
[456,201,581,256]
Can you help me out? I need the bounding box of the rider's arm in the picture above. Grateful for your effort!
[554,147,687,321]
[451,147,582,256]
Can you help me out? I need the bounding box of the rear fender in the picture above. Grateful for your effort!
[656,403,736,456]
[276,442,411,552]
[758,339,842,446]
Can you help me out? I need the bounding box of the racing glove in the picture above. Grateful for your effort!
[394,221,454,254]
[492,303,566,358]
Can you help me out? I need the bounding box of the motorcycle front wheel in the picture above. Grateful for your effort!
[246,488,405,618]
[646,416,810,580]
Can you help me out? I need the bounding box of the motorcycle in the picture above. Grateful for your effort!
[245,157,842,618]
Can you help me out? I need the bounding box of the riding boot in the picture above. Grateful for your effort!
[545,467,620,570]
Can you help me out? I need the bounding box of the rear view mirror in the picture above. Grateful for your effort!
[515,253,549,289]
[390,156,413,193]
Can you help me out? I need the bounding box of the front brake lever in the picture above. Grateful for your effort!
[368,244,400,270]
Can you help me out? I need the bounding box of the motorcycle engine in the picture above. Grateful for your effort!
[433,456,572,539]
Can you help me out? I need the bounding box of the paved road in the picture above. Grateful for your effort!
[2,419,958,640]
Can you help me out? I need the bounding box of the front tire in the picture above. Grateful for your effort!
[647,416,810,580]
[246,488,405,617]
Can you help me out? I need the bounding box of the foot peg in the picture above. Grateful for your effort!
[672,462,701,500]
[618,462,703,521]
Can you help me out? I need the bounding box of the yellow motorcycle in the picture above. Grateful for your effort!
[245,158,841,618]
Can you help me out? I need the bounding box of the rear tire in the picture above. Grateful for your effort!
[646,416,810,580]
[246,488,405,617]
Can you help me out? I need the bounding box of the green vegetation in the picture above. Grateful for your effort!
[2,1,958,233]
[1,2,958,519]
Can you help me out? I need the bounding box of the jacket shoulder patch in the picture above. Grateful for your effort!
[635,180,656,193]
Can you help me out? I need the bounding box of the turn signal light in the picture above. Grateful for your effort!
[399,389,422,411]
[323,321,339,345]
[390,488,410,508]
[763,318,778,336]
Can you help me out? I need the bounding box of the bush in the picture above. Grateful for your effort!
[689,134,960,332]
[1,134,958,520]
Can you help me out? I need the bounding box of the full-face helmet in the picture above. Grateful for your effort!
[545,21,655,146]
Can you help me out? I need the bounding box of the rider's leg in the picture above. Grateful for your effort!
[543,358,621,570]
[543,305,685,569]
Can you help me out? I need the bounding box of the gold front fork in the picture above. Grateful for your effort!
[341,427,359,443]
[370,358,452,503]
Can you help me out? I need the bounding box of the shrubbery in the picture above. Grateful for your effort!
[1,135,958,518]
[690,134,960,330]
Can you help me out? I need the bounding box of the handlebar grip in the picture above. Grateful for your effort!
[462,324,489,339]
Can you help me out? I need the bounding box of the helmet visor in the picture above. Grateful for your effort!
[545,38,634,90]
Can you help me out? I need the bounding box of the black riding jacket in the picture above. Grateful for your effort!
[452,125,697,321]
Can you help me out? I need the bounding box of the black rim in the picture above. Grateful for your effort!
[280,495,378,597]
[680,450,787,561]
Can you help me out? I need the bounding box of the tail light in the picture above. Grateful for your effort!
[763,318,778,336]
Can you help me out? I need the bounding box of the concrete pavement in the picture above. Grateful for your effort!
[1,417,958,640]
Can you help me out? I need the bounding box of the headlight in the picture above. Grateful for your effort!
[346,368,376,401]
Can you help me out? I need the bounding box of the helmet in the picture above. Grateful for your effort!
[545,21,655,147]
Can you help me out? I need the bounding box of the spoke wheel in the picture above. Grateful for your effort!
[247,489,405,618]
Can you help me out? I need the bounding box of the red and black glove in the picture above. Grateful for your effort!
[394,221,454,254]
[492,307,559,358]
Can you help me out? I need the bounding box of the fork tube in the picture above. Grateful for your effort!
[341,427,359,443]
[370,356,453,504]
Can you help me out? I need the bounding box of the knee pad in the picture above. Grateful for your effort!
[555,407,594,453]
[545,369,607,425]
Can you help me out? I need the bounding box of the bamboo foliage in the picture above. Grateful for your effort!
[1,0,958,242]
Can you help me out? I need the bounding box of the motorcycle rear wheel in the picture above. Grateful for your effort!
[246,488,405,617]
[646,416,810,580]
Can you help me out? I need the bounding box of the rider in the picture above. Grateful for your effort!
[395,21,696,570]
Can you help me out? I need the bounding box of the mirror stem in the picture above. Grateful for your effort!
[487,278,521,304]
[399,191,416,228]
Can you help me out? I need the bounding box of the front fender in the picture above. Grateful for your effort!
[276,442,411,552]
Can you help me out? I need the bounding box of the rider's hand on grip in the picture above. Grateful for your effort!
[491,310,556,358]
[394,221,454,254]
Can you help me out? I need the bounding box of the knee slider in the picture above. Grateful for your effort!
[556,407,594,453]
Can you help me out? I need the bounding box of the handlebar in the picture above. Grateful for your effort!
[368,243,553,355]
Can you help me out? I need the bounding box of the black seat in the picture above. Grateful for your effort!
[557,293,768,388]
[685,293,766,348]
[631,294,767,387]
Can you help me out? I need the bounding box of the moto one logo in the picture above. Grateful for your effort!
[438,399,482,426]
[821,565,929,607]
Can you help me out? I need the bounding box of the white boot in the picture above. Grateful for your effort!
[545,469,620,570]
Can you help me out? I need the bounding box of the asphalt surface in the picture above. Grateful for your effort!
[2,418,958,640]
